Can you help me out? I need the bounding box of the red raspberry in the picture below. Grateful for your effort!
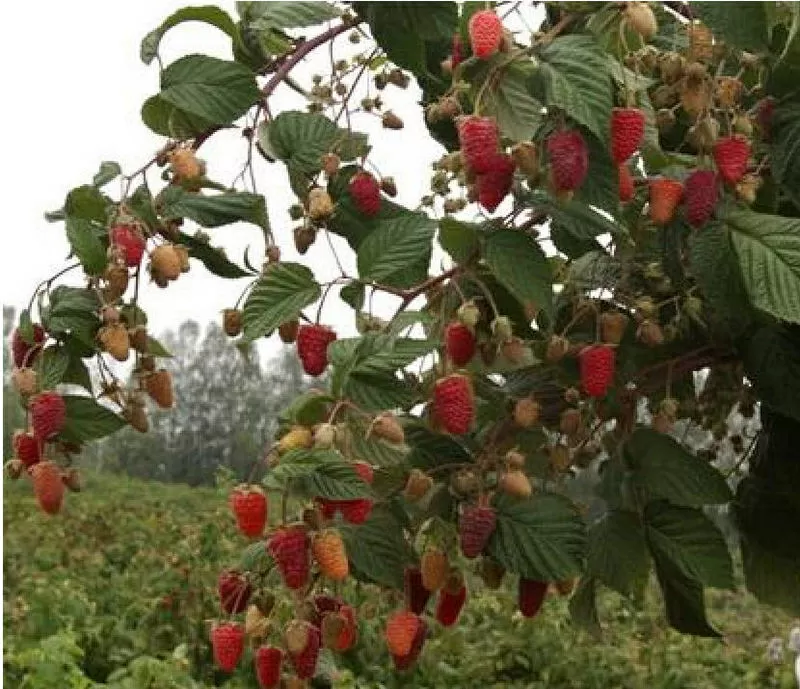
[458,116,500,174]
[713,135,750,185]
[756,97,775,140]
[31,461,65,515]
[217,569,252,613]
[385,609,422,657]
[229,485,267,538]
[391,616,427,671]
[547,130,589,192]
[404,566,432,614]
[459,504,497,558]
[435,573,467,627]
[296,324,336,377]
[254,645,283,689]
[468,9,503,59]
[348,171,381,216]
[30,391,66,441]
[445,321,476,366]
[610,107,645,163]
[268,526,310,590]
[11,324,45,368]
[339,498,373,524]
[477,153,516,212]
[579,345,615,398]
[288,623,320,679]
[333,604,357,651]
[518,578,548,618]
[684,169,718,227]
[618,164,634,203]
[352,461,374,484]
[433,374,474,435]
[211,622,244,673]
[13,431,41,468]
[451,33,464,70]
[110,224,146,267]
[648,178,683,225]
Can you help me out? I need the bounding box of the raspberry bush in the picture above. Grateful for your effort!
[6,1,800,685]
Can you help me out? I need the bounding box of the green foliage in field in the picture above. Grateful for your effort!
[4,473,796,688]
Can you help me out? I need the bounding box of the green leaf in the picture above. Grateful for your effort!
[242,262,320,340]
[269,449,372,500]
[239,541,273,573]
[65,185,111,223]
[487,492,587,581]
[588,510,649,601]
[59,396,127,443]
[357,213,435,287]
[568,250,621,291]
[480,60,543,142]
[348,426,407,469]
[568,576,602,639]
[176,231,251,279]
[279,391,334,427]
[573,130,618,214]
[141,94,216,138]
[340,504,415,589]
[92,161,121,188]
[741,323,800,423]
[141,6,237,65]
[644,502,734,590]
[726,209,800,324]
[538,34,613,142]
[146,336,173,358]
[128,184,160,230]
[438,218,480,264]
[243,2,340,29]
[484,228,553,318]
[44,287,101,348]
[740,535,800,615]
[693,2,769,52]
[405,423,471,470]
[770,101,800,211]
[38,346,71,391]
[625,428,732,507]
[65,218,107,276]
[157,54,259,126]
[61,344,92,392]
[160,186,269,231]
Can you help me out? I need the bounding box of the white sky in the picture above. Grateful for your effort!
[0,2,450,361]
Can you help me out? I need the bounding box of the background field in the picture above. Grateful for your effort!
[4,472,798,689]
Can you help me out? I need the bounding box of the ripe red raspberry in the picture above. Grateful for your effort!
[110,224,146,267]
[648,178,683,225]
[618,164,634,203]
[31,461,65,515]
[451,33,464,70]
[458,116,500,174]
[349,171,381,216]
[477,153,516,212]
[217,569,252,614]
[468,9,503,59]
[404,566,432,614]
[610,107,645,163]
[713,135,750,185]
[518,578,548,618]
[684,169,718,227]
[288,623,320,679]
[385,609,422,657]
[254,645,283,689]
[229,485,267,538]
[756,97,775,140]
[13,431,41,468]
[433,373,474,435]
[352,461,374,484]
[435,572,467,627]
[459,504,497,558]
[268,526,310,590]
[11,324,45,368]
[211,622,245,673]
[391,616,427,671]
[339,498,373,524]
[445,321,476,366]
[29,391,66,441]
[296,324,336,377]
[579,345,615,398]
[547,130,589,192]
[332,604,357,651]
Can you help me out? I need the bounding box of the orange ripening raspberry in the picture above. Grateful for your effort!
[313,529,349,581]
[444,321,476,366]
[579,345,615,398]
[459,504,497,558]
[713,135,750,185]
[457,115,500,174]
[385,609,421,657]
[433,374,474,435]
[518,578,548,618]
[618,164,634,203]
[268,526,310,590]
[217,569,252,614]
[348,171,381,216]
[29,392,66,441]
[684,169,718,227]
[547,129,589,192]
[229,485,267,538]
[477,153,516,212]
[31,461,65,515]
[420,548,449,592]
[391,616,428,671]
[296,324,336,377]
[254,645,283,689]
[211,622,245,673]
[610,107,645,163]
[648,178,683,225]
[468,9,503,59]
